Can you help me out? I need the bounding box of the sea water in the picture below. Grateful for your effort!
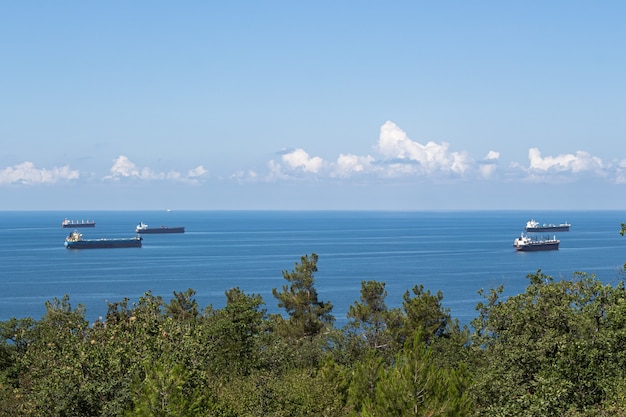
[1,210,625,327]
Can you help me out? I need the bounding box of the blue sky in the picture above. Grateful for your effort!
[2,2,626,210]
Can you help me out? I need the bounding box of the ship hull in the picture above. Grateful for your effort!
[514,242,559,251]
[525,226,570,232]
[62,222,95,228]
[65,238,142,249]
[136,226,185,234]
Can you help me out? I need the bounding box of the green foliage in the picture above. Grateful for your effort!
[348,281,389,329]
[216,367,346,417]
[346,280,397,352]
[470,270,626,416]
[343,282,471,415]
[203,287,267,376]
[165,288,199,320]
[272,253,335,338]
[400,284,450,344]
[0,317,35,415]
[346,350,386,414]
[125,360,208,417]
[11,295,103,417]
[4,251,626,416]
[347,334,471,416]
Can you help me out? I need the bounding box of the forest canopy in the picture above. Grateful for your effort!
[2,252,626,416]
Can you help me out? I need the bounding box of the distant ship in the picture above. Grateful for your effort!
[64,230,142,249]
[135,222,185,234]
[525,219,570,232]
[513,233,559,251]
[62,219,95,228]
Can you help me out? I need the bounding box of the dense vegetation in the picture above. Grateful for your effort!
[2,250,626,416]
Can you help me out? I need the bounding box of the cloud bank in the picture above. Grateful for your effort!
[280,149,324,173]
[0,121,620,187]
[528,148,603,173]
[260,121,616,185]
[104,156,207,184]
[261,121,489,181]
[0,162,79,185]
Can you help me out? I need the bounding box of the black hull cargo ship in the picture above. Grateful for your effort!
[64,231,142,249]
[525,219,570,232]
[135,222,185,234]
[62,219,96,228]
[513,233,559,251]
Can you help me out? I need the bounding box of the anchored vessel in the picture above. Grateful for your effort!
[135,222,185,234]
[64,230,142,249]
[513,233,559,251]
[525,219,570,232]
[62,219,96,228]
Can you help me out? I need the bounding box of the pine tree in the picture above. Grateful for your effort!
[272,253,334,338]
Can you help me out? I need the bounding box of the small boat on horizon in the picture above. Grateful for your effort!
[513,232,560,251]
[64,230,142,249]
[525,219,570,232]
[135,222,185,234]
[62,219,95,228]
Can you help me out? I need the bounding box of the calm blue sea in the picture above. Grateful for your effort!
[1,210,626,327]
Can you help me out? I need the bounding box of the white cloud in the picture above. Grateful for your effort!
[479,163,497,178]
[281,149,324,173]
[231,169,266,184]
[108,155,139,178]
[104,155,208,183]
[236,160,289,183]
[528,148,604,173]
[450,152,472,173]
[267,160,287,180]
[613,159,626,184]
[477,151,500,179]
[376,121,472,175]
[333,153,375,177]
[268,160,282,175]
[485,150,500,160]
[0,162,79,185]
[188,166,208,178]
